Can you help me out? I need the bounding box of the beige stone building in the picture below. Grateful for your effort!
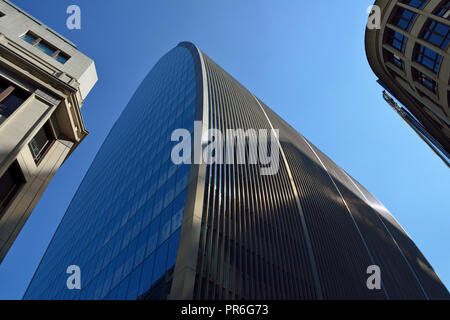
[0,0,97,262]
[365,0,449,164]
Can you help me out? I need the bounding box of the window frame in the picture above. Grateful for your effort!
[414,44,443,73]
[21,31,71,64]
[421,19,450,50]
[413,67,438,93]
[0,77,30,119]
[400,0,428,9]
[384,49,405,70]
[0,161,25,219]
[390,6,418,31]
[433,0,450,19]
[385,28,408,52]
[28,121,57,165]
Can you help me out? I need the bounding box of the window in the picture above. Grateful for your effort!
[400,0,428,9]
[21,31,70,64]
[413,67,437,93]
[28,122,55,163]
[385,28,407,52]
[415,44,442,73]
[421,19,450,50]
[21,32,40,46]
[392,54,404,69]
[0,11,5,18]
[0,161,25,218]
[391,7,418,31]
[0,77,30,118]
[384,49,404,70]
[433,0,450,19]
[55,53,70,64]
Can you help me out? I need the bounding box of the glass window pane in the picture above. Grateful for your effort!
[400,0,427,9]
[391,7,417,31]
[138,253,155,297]
[166,229,181,269]
[55,53,69,64]
[151,241,169,284]
[21,32,38,44]
[36,41,56,56]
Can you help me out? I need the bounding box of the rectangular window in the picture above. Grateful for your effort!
[21,32,39,45]
[392,54,404,69]
[400,0,428,9]
[28,122,55,163]
[0,77,30,118]
[384,49,404,69]
[421,19,450,50]
[433,0,450,19]
[55,52,70,64]
[35,40,57,56]
[415,44,442,73]
[385,28,407,52]
[0,161,25,218]
[20,31,71,64]
[413,67,437,93]
[391,7,418,31]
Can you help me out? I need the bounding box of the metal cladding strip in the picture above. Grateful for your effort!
[251,94,324,300]
[300,137,391,300]
[342,170,429,300]
[193,55,319,299]
[169,42,209,300]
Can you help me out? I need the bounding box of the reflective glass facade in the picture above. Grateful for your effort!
[24,45,196,300]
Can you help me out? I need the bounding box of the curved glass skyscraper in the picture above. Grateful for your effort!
[24,42,449,300]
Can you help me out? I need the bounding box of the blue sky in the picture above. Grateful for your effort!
[0,0,448,299]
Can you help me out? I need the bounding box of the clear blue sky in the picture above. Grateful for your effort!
[0,0,448,299]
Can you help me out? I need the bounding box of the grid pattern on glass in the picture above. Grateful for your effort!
[415,44,442,73]
[422,19,450,50]
[23,46,197,300]
[399,0,428,9]
[391,7,418,31]
[385,28,407,52]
